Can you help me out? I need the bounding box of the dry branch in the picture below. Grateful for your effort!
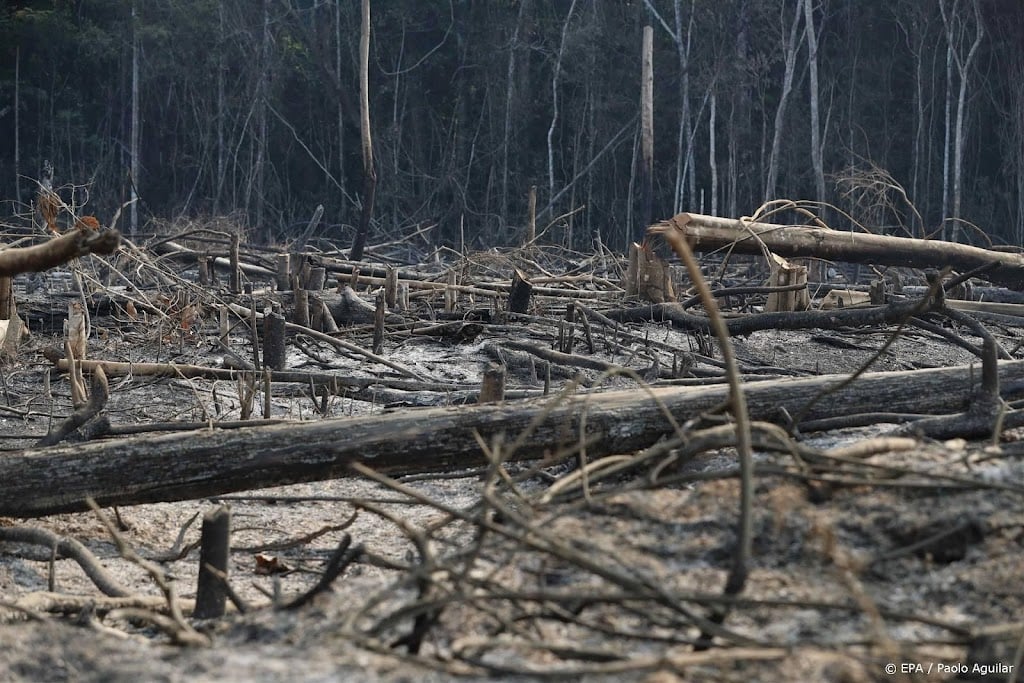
[661,212,1024,290]
[4,360,1024,517]
[0,229,120,277]
[44,348,441,390]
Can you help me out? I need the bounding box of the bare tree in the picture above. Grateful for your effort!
[643,0,695,213]
[350,0,376,261]
[336,0,346,197]
[214,0,226,214]
[130,0,140,238]
[709,90,717,215]
[765,1,804,204]
[547,0,579,206]
[940,0,984,241]
[803,0,826,207]
[500,0,528,233]
[640,24,654,230]
[13,46,21,205]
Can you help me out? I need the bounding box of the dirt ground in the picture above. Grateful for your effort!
[2,259,1024,683]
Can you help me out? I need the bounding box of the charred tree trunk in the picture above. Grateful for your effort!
[4,360,1022,517]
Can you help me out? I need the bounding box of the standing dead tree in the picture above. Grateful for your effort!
[350,0,377,262]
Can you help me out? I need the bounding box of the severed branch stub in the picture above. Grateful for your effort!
[0,229,120,277]
[193,506,231,619]
[508,269,532,314]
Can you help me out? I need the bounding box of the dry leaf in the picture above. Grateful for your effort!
[254,553,292,575]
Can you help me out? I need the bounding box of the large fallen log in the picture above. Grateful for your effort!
[3,360,1023,517]
[660,213,1024,290]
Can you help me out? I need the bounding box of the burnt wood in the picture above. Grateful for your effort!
[3,360,1023,517]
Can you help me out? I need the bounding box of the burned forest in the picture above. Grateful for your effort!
[3,1,1024,682]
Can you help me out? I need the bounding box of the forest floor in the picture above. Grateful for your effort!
[1,235,1023,683]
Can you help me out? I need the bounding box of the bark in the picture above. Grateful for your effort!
[667,0,694,213]
[942,32,953,234]
[254,0,271,237]
[215,0,226,213]
[640,25,655,231]
[193,506,231,619]
[0,276,11,320]
[802,0,826,206]
[0,230,121,278]
[130,1,140,239]
[709,91,717,216]
[4,360,1023,518]
[547,0,579,204]
[335,0,346,198]
[944,0,984,240]
[13,46,20,205]
[661,212,1024,290]
[350,0,376,261]
[526,185,537,244]
[765,1,804,202]
[500,0,528,232]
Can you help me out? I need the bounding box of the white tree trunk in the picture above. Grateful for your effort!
[709,90,717,216]
[640,25,654,229]
[547,0,579,204]
[728,101,738,219]
[765,1,804,204]
[802,0,825,207]
[675,0,694,212]
[950,0,983,241]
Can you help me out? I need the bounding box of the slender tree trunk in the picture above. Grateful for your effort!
[908,12,926,235]
[640,25,654,232]
[949,0,983,242]
[501,0,527,235]
[254,0,271,239]
[1015,56,1024,245]
[585,46,596,239]
[350,0,376,261]
[548,0,578,205]
[335,1,345,187]
[803,0,825,207]
[130,1,140,238]
[728,0,750,220]
[672,0,693,213]
[626,129,639,247]
[941,28,953,237]
[14,46,20,204]
[727,100,738,219]
[765,1,803,204]
[214,0,226,213]
[709,90,717,216]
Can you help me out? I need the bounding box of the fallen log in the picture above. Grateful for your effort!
[150,239,276,279]
[3,360,1023,517]
[659,213,1024,290]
